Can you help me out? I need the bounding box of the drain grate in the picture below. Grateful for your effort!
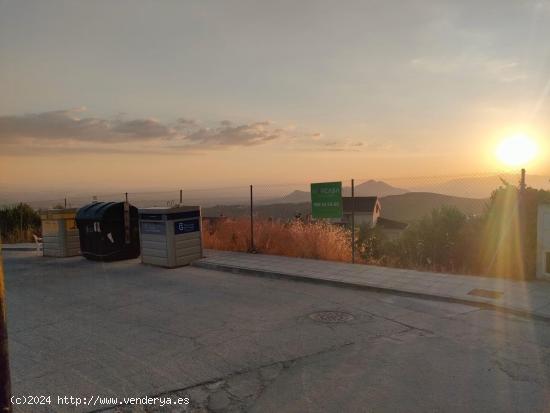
[468,288,503,299]
[309,311,355,323]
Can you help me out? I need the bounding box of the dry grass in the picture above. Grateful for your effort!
[202,218,353,262]
[1,228,37,244]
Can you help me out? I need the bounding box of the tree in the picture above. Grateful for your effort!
[477,184,550,279]
[0,203,41,242]
[398,206,467,271]
[356,223,386,262]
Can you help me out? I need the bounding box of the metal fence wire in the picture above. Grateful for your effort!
[3,170,550,277]
[8,170,545,213]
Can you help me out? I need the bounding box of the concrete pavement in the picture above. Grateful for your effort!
[2,243,40,251]
[3,250,550,412]
[195,249,550,320]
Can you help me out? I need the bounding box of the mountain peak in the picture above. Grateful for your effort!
[345,180,408,197]
[273,180,409,204]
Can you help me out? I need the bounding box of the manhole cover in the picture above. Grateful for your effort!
[308,311,355,323]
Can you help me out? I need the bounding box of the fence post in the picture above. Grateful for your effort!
[250,185,256,253]
[0,239,12,413]
[124,193,130,245]
[351,179,355,264]
[519,168,527,277]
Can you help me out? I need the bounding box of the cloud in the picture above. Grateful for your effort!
[182,121,288,147]
[111,118,175,139]
[0,108,176,143]
[177,117,198,127]
[0,108,293,154]
[410,55,526,83]
[304,138,366,152]
[0,108,377,156]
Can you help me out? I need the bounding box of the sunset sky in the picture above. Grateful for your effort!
[1,0,550,192]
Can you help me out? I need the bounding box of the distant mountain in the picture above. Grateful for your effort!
[204,191,488,223]
[205,202,311,220]
[278,190,310,203]
[270,180,408,204]
[411,174,550,199]
[379,192,487,223]
[343,179,408,197]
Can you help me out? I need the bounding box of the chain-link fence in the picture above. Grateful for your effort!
[2,170,550,278]
[6,170,546,213]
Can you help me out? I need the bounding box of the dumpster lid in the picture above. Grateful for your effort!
[139,205,200,221]
[138,205,200,214]
[76,202,134,221]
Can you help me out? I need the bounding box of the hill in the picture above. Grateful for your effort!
[204,202,311,220]
[379,192,487,222]
[204,192,487,223]
[277,190,310,203]
[270,180,408,204]
[411,174,550,198]
[343,179,408,197]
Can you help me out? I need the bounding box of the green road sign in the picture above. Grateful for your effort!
[311,181,343,219]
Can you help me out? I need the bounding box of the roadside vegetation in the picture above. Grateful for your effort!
[204,184,550,279]
[203,218,353,262]
[0,203,41,243]
[3,184,548,279]
[359,184,550,279]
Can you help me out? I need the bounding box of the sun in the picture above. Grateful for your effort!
[496,133,538,167]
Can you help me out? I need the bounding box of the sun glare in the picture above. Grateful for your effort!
[496,133,538,167]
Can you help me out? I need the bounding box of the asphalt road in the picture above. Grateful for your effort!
[3,251,550,412]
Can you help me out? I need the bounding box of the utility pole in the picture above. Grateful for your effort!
[0,239,12,413]
[519,168,526,195]
[249,185,255,253]
[124,193,130,245]
[19,205,23,239]
[519,168,527,277]
[179,189,183,205]
[351,179,355,264]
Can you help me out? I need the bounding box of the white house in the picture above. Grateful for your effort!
[332,196,408,239]
[336,196,381,227]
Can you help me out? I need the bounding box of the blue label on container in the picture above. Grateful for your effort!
[141,221,166,235]
[174,219,200,235]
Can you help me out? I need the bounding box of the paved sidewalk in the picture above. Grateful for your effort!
[195,249,550,320]
[2,243,41,251]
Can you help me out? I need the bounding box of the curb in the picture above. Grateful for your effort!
[193,260,550,323]
[2,246,41,252]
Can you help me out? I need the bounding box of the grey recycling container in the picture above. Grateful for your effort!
[139,206,202,268]
[40,208,80,257]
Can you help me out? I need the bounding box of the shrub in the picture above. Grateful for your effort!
[473,185,550,279]
[203,184,550,280]
[202,218,353,262]
[0,203,41,243]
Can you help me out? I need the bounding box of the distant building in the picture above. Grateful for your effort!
[333,196,381,227]
[333,196,408,239]
[376,217,409,240]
